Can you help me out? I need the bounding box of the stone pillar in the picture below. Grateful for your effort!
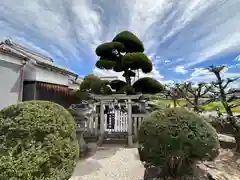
[128,98,133,147]
[98,100,105,146]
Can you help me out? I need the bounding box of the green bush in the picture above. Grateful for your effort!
[138,107,220,177]
[110,80,127,92]
[117,84,135,95]
[133,77,164,94]
[0,101,79,180]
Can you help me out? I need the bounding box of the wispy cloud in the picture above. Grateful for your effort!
[187,67,240,88]
[175,65,188,74]
[0,0,239,84]
[235,55,240,61]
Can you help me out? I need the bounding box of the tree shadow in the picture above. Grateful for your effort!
[71,159,102,176]
[92,145,123,160]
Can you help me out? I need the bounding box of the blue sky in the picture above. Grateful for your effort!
[0,0,240,87]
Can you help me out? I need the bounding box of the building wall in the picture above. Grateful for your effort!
[35,67,69,86]
[0,59,22,109]
[24,63,69,86]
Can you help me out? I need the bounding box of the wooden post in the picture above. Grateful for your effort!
[128,98,133,147]
[133,117,138,137]
[94,114,99,136]
[98,100,105,146]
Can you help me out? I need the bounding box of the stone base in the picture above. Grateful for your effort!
[97,134,104,146]
[128,135,133,147]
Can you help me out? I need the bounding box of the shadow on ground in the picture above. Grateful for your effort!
[92,145,123,160]
[72,159,102,176]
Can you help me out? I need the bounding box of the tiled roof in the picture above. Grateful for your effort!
[0,39,53,62]
[0,39,78,77]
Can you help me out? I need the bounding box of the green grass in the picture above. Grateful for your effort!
[152,99,240,113]
[203,100,240,113]
[153,99,186,107]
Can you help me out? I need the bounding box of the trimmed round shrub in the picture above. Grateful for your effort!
[91,80,112,95]
[138,107,220,177]
[80,74,101,91]
[112,30,144,52]
[0,101,79,180]
[95,41,125,58]
[121,52,152,73]
[117,85,135,95]
[110,80,127,92]
[96,58,116,70]
[133,77,164,94]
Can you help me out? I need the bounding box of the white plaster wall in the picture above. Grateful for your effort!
[0,59,21,110]
[23,62,69,86]
[0,53,23,65]
[23,63,37,81]
[35,67,69,86]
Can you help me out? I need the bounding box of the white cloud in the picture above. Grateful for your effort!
[235,55,240,61]
[0,0,240,80]
[0,0,103,63]
[93,68,124,81]
[93,65,164,82]
[175,65,188,74]
[187,67,240,88]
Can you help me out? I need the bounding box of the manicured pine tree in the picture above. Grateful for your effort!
[95,30,163,94]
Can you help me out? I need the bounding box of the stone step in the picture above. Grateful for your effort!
[104,132,128,139]
[84,136,98,143]
[103,137,128,144]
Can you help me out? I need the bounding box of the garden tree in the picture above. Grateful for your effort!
[133,77,164,94]
[109,79,127,92]
[80,74,101,91]
[95,30,162,94]
[207,65,240,152]
[175,82,214,113]
[138,108,220,179]
[73,74,112,100]
[163,85,182,107]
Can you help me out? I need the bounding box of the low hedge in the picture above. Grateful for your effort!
[138,107,220,177]
[0,101,79,180]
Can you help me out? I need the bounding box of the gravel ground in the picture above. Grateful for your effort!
[70,145,144,180]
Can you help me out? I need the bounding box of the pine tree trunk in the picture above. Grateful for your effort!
[173,99,177,107]
[125,76,131,86]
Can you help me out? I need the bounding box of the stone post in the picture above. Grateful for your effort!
[98,100,105,146]
[128,98,133,147]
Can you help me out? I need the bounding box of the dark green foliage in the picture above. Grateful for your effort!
[122,70,136,77]
[95,42,125,58]
[80,74,101,91]
[91,80,112,95]
[121,53,152,73]
[95,30,154,88]
[79,74,112,95]
[96,58,116,70]
[110,80,127,91]
[73,90,90,101]
[138,108,220,177]
[0,101,79,180]
[112,30,144,52]
[133,77,164,94]
[117,85,135,95]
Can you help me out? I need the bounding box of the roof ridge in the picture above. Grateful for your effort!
[3,39,53,62]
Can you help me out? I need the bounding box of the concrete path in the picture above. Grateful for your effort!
[70,145,144,180]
